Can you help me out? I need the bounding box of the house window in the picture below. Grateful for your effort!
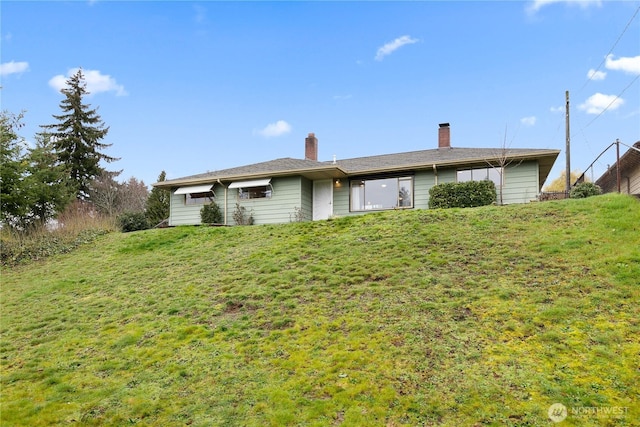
[174,185,215,205]
[229,179,273,200]
[457,167,503,187]
[350,176,413,211]
[238,186,272,199]
[186,192,214,205]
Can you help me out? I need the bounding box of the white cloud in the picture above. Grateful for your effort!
[605,54,640,75]
[550,106,564,113]
[194,4,207,24]
[375,35,419,61]
[0,61,29,76]
[520,116,537,126]
[526,0,602,14]
[587,68,606,80]
[578,92,624,115]
[255,120,292,138]
[49,68,127,96]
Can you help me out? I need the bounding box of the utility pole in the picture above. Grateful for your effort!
[616,139,621,193]
[565,90,571,194]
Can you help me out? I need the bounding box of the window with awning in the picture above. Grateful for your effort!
[174,184,214,205]
[174,184,214,195]
[228,179,271,189]
[229,179,272,199]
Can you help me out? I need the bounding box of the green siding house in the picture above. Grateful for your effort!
[153,124,560,226]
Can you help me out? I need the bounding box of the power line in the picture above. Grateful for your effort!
[570,4,640,164]
[576,4,640,95]
[573,140,617,185]
[583,73,640,129]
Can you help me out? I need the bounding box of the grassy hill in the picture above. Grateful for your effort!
[1,194,638,426]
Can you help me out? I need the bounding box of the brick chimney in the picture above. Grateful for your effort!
[305,132,318,161]
[438,123,451,149]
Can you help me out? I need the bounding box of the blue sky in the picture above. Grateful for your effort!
[2,0,639,188]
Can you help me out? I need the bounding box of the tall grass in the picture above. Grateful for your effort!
[1,194,639,426]
[0,201,116,266]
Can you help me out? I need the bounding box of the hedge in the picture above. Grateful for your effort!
[428,180,497,209]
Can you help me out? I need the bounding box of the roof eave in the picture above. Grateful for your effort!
[346,150,560,177]
[595,141,640,189]
[153,165,348,188]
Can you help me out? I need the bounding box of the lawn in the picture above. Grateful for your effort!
[1,194,638,426]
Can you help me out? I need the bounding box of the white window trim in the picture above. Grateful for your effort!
[349,176,414,212]
[457,167,503,187]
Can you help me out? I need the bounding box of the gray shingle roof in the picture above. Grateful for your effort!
[155,146,559,188]
[165,158,322,182]
[334,147,557,173]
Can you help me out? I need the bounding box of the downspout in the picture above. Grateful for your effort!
[433,164,438,185]
[169,188,174,227]
[217,179,227,225]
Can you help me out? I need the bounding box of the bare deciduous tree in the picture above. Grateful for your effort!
[89,172,121,217]
[119,177,149,214]
[484,125,523,205]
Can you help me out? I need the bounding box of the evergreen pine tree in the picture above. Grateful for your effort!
[24,132,74,225]
[41,68,119,201]
[145,171,170,226]
[0,111,28,228]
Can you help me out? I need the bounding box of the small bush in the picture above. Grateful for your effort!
[570,182,602,199]
[429,181,497,209]
[201,202,223,224]
[290,206,306,222]
[117,212,149,233]
[233,203,254,225]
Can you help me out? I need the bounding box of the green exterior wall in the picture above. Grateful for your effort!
[331,162,539,217]
[500,161,539,204]
[168,161,542,225]
[331,181,350,217]
[168,186,222,226]
[168,177,311,226]
[300,178,313,221]
[414,170,436,208]
[332,169,456,217]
